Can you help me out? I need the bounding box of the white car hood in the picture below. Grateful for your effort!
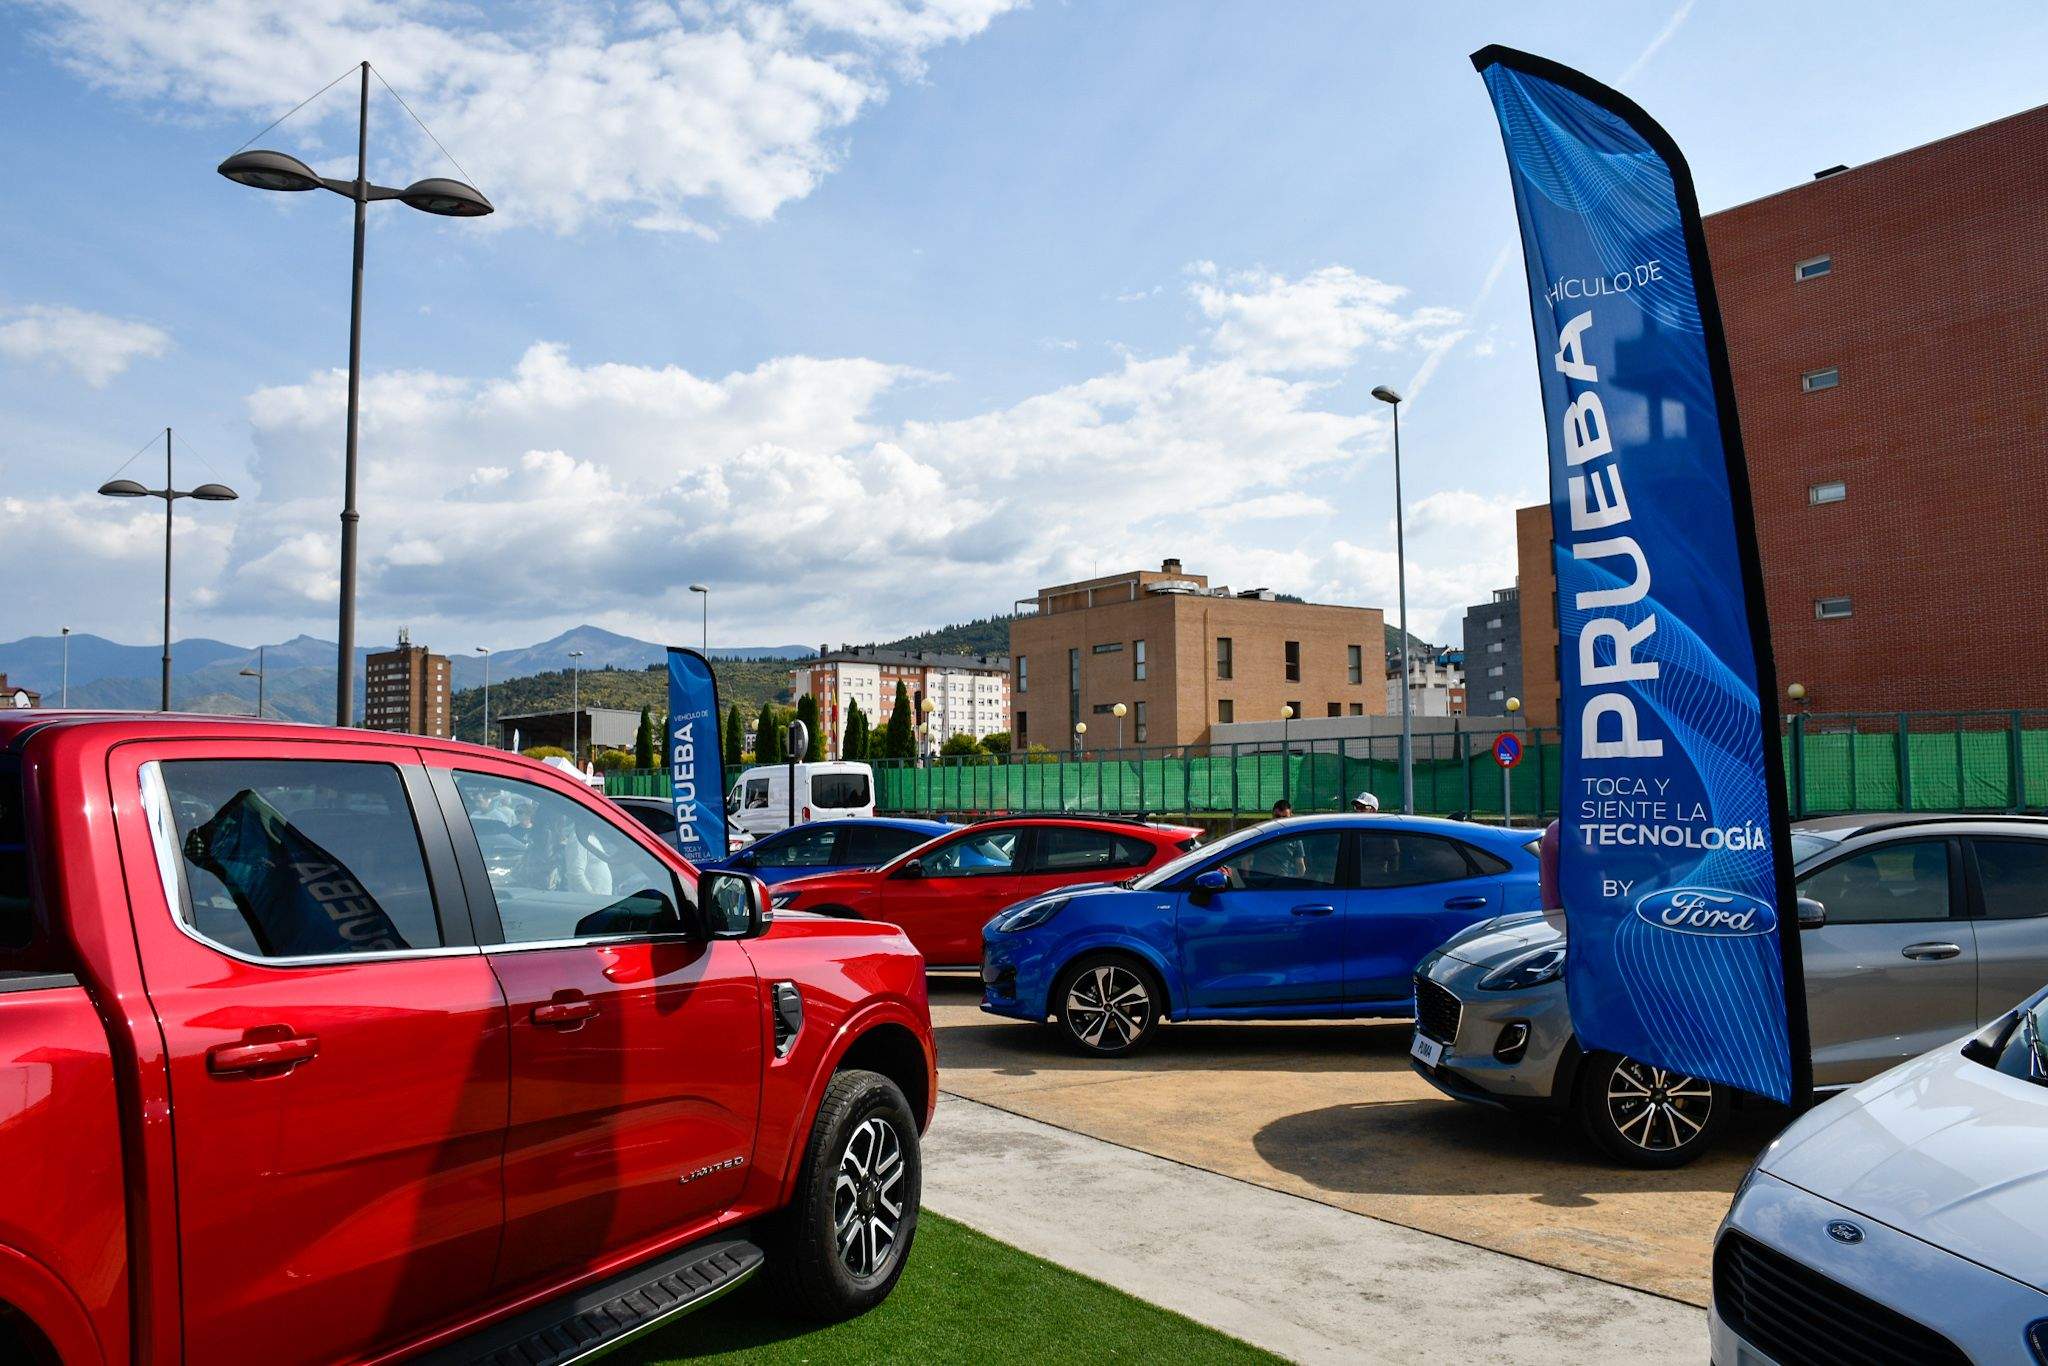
[1762,1045,2048,1293]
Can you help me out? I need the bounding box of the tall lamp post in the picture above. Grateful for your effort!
[475,647,492,748]
[1503,695,1521,826]
[920,696,936,765]
[59,627,70,707]
[219,61,493,727]
[241,646,267,717]
[1112,700,1127,750]
[99,428,239,711]
[1280,704,1294,804]
[688,584,710,653]
[1371,384,1415,814]
[568,649,585,765]
[1073,720,1087,758]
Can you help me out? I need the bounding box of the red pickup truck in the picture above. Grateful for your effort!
[0,712,935,1365]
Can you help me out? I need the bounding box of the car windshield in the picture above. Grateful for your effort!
[1975,990,2048,1089]
[1132,823,1266,890]
[1789,831,1843,866]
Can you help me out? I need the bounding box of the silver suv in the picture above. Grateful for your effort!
[1411,815,2048,1166]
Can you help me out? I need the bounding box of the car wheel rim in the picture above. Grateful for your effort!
[833,1116,905,1280]
[1605,1058,1712,1151]
[1065,965,1151,1051]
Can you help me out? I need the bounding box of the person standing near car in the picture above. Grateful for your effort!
[1269,799,1293,821]
[1351,792,1381,814]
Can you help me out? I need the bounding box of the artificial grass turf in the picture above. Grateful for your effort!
[615,1211,1282,1364]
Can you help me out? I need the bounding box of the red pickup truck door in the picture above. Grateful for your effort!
[428,758,763,1294]
[113,741,507,1366]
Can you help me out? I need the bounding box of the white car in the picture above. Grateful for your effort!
[727,761,875,840]
[1711,981,2048,1364]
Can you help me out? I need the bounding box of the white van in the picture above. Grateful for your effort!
[727,761,877,840]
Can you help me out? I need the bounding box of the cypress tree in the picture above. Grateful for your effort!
[883,680,915,761]
[755,700,782,765]
[842,700,868,761]
[633,707,655,770]
[724,703,745,767]
[795,694,824,761]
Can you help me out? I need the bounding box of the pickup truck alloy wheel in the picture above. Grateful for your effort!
[1576,1050,1727,1168]
[1054,955,1162,1056]
[834,1116,905,1277]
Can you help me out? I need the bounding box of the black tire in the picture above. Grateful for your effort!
[1051,953,1165,1056]
[763,1069,921,1321]
[1574,1050,1728,1168]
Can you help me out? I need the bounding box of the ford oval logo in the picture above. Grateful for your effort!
[1634,886,1777,938]
[1826,1221,1864,1245]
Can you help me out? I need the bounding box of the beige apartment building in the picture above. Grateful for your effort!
[363,629,453,737]
[1007,559,1386,751]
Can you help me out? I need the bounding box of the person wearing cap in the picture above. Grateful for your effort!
[1351,792,1381,813]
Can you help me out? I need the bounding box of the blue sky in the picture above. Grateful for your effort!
[3,0,2043,654]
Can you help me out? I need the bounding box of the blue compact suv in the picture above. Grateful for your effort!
[982,814,1541,1055]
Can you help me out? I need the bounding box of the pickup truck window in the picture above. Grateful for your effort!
[0,757,31,951]
[452,772,685,943]
[154,760,442,958]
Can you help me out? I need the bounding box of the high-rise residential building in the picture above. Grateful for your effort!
[1516,103,2048,724]
[1008,559,1385,751]
[793,647,1011,759]
[1462,587,1523,715]
[1386,648,1466,718]
[363,629,453,737]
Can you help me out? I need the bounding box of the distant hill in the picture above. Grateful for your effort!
[450,656,798,745]
[856,614,1015,660]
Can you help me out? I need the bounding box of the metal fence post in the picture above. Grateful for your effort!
[1897,713,1912,812]
[1229,742,1240,830]
[1788,714,1806,820]
[1954,718,1966,810]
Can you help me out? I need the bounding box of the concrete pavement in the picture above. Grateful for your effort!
[924,1094,1705,1365]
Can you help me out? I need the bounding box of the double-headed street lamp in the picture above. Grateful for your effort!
[219,61,493,727]
[99,428,238,711]
[1371,384,1415,815]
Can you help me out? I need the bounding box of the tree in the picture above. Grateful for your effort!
[940,733,993,765]
[521,745,572,761]
[633,707,655,770]
[724,704,745,768]
[981,730,1011,753]
[795,693,823,761]
[754,700,782,765]
[882,680,916,761]
[841,700,869,762]
[592,747,634,771]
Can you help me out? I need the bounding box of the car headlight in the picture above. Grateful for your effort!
[1478,943,1565,992]
[994,896,1070,933]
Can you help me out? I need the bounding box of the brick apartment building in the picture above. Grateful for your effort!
[1515,103,2048,725]
[1008,559,1385,751]
[363,629,453,737]
[0,675,39,710]
[792,647,1010,759]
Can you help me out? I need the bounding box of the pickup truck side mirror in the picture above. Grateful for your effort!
[1796,896,1827,929]
[1189,867,1228,903]
[896,858,924,881]
[702,870,770,939]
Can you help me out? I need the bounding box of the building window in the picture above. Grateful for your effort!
[1017,656,1028,692]
[1015,712,1027,746]
[1795,255,1832,281]
[1815,597,1853,620]
[1809,481,1846,504]
[1069,649,1080,731]
[1218,699,1234,724]
[1091,642,1124,654]
[1488,665,1504,678]
[1487,641,1504,653]
[1347,644,1362,685]
[1348,703,1363,716]
[1284,641,1301,682]
[1133,639,1147,681]
[1486,616,1503,630]
[1216,637,1233,680]
[1134,701,1147,744]
[1801,367,1840,392]
[1489,689,1505,701]
[1327,703,1341,718]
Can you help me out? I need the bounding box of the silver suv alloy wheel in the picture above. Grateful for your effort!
[1065,963,1152,1051]
[834,1115,906,1279]
[1606,1057,1714,1153]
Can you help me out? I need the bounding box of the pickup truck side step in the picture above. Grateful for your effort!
[425,1237,765,1366]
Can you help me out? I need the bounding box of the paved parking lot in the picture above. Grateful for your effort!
[928,976,1785,1307]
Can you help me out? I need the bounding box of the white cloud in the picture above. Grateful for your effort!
[0,304,170,386]
[1190,265,1463,374]
[23,0,1022,233]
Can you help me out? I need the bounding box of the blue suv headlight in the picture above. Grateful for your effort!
[993,896,1071,933]
[1478,943,1566,992]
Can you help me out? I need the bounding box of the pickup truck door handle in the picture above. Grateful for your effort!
[1901,942,1963,961]
[207,1033,319,1076]
[1443,896,1490,911]
[532,996,600,1028]
[1291,904,1336,917]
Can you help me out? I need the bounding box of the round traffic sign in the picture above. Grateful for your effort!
[1492,732,1523,769]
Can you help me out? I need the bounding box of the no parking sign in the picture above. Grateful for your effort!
[1491,732,1522,769]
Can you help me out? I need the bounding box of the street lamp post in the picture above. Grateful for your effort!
[1073,720,1087,759]
[219,62,493,728]
[568,649,585,765]
[59,627,69,707]
[688,584,710,654]
[98,428,239,711]
[920,696,936,765]
[241,646,267,717]
[1280,704,1294,804]
[1112,701,1127,750]
[476,647,492,748]
[1503,695,1522,826]
[1371,384,1415,814]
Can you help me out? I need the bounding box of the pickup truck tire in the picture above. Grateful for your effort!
[764,1068,921,1320]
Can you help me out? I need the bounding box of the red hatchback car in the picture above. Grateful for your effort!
[769,817,1203,968]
